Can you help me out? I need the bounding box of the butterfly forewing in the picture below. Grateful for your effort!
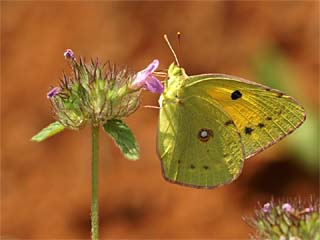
[185,74,306,159]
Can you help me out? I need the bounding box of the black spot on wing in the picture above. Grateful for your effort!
[225,120,235,126]
[231,90,242,100]
[245,127,254,135]
[258,123,265,128]
[277,92,284,98]
[266,117,272,121]
[190,164,195,169]
[203,166,209,170]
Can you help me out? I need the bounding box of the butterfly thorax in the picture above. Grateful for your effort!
[159,63,188,107]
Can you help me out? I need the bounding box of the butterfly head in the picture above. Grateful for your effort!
[168,62,187,78]
[167,62,188,88]
[158,63,188,106]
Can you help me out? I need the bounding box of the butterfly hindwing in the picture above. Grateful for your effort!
[158,91,244,188]
[185,74,306,158]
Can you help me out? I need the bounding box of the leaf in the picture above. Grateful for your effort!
[31,121,65,142]
[103,119,139,160]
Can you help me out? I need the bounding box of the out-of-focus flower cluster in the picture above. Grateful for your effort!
[245,198,319,240]
[48,49,162,129]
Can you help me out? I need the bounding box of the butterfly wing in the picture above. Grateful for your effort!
[184,74,306,159]
[157,91,244,188]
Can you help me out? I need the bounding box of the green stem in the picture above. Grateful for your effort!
[91,123,99,240]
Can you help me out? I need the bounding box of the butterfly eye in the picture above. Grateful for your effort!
[198,129,214,142]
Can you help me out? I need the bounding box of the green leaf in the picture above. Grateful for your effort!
[103,119,139,160]
[31,121,65,142]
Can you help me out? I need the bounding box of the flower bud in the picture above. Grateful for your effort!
[48,52,142,129]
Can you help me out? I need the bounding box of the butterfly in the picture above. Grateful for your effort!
[157,54,306,189]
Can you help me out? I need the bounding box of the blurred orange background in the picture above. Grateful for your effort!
[1,1,319,239]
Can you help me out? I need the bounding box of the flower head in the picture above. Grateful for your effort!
[48,51,141,129]
[245,198,319,240]
[131,59,163,93]
[64,49,75,60]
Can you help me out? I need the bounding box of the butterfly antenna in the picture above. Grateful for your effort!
[164,34,180,66]
[176,32,182,66]
[177,31,181,44]
[177,32,181,53]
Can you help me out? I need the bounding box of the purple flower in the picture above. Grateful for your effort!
[131,59,163,93]
[64,49,75,60]
[282,203,294,212]
[262,202,271,213]
[47,87,60,99]
[304,207,313,213]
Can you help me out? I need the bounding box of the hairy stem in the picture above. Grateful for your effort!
[91,123,99,240]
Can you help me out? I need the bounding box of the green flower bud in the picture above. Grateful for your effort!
[48,53,141,129]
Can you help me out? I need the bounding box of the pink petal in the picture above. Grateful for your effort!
[145,76,164,93]
[131,59,160,90]
[47,87,60,98]
[145,59,159,73]
[64,49,75,60]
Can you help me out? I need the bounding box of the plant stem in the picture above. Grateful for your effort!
[91,123,99,240]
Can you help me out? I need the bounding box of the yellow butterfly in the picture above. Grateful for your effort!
[157,37,306,189]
